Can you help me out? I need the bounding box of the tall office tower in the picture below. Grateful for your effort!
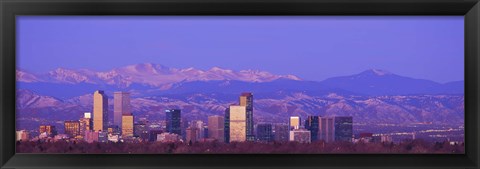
[165,109,181,135]
[79,112,93,138]
[273,123,289,142]
[289,129,311,143]
[229,105,247,142]
[289,116,301,130]
[114,92,131,128]
[239,92,254,141]
[39,125,57,137]
[122,114,134,138]
[318,117,335,142]
[304,116,319,142]
[93,90,108,131]
[208,115,225,141]
[16,130,29,141]
[334,116,353,142]
[256,123,273,142]
[64,120,81,138]
[186,127,199,143]
[224,107,230,143]
[190,120,205,140]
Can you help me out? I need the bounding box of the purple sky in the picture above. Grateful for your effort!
[17,16,464,83]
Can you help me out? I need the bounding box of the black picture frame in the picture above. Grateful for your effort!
[1,0,479,168]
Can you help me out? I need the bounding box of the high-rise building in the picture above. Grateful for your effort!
[224,107,230,143]
[122,114,134,138]
[186,127,199,143]
[289,116,301,130]
[79,112,92,138]
[318,117,335,142]
[166,109,181,135]
[334,116,353,142]
[208,115,224,141]
[305,116,319,142]
[289,129,311,143]
[39,125,57,137]
[239,92,254,141]
[274,123,289,142]
[191,120,205,140]
[229,105,247,142]
[64,120,81,138]
[114,92,131,128]
[256,123,273,142]
[93,90,108,131]
[16,130,29,141]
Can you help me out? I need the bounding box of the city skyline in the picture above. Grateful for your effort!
[15,16,465,153]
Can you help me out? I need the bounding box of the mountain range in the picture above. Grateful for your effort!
[16,63,465,129]
[17,63,463,99]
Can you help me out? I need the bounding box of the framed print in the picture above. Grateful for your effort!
[1,0,479,168]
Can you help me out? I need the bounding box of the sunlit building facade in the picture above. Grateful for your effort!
[122,114,134,138]
[289,116,301,130]
[229,105,247,142]
[79,112,92,138]
[93,90,108,131]
[64,120,81,138]
[39,125,57,137]
[16,130,29,141]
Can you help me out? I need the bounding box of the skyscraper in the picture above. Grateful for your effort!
[114,92,131,128]
[93,90,108,131]
[208,115,224,141]
[289,116,301,130]
[229,105,247,142]
[79,112,92,138]
[122,114,134,138]
[318,117,335,142]
[274,123,289,142]
[166,109,181,135]
[64,120,81,138]
[256,123,273,142]
[305,116,319,142]
[239,92,254,141]
[224,107,230,143]
[334,116,353,142]
[191,120,205,140]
